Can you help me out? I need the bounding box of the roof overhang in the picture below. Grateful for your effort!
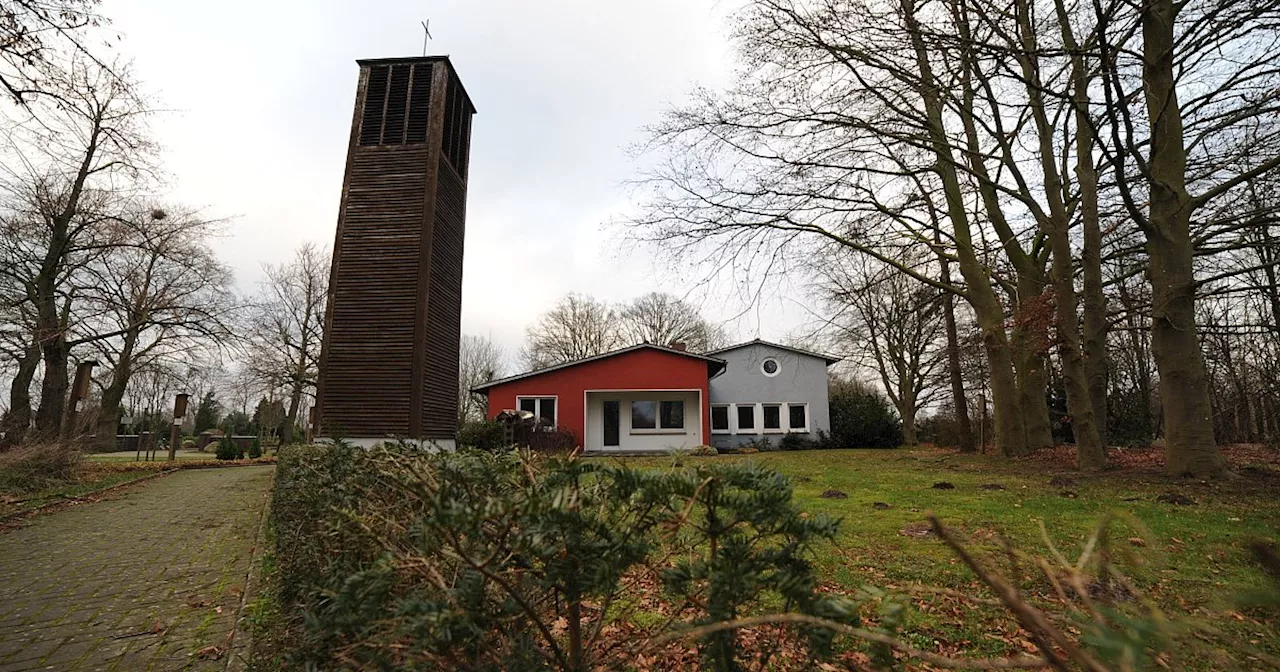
[471,343,726,394]
[707,339,842,366]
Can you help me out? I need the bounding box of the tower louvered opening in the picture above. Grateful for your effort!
[440,72,472,174]
[359,62,433,147]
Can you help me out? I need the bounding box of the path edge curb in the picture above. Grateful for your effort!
[0,469,170,525]
[225,467,274,672]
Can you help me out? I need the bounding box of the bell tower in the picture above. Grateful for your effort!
[314,56,476,446]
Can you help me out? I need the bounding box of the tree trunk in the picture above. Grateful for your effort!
[1141,0,1225,477]
[34,340,69,438]
[0,343,41,449]
[901,0,1025,457]
[283,382,303,446]
[95,334,138,453]
[1058,0,1110,449]
[1012,275,1054,453]
[899,393,919,447]
[1008,0,1101,465]
[941,286,975,451]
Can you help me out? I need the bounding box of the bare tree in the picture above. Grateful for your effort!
[1095,0,1280,475]
[818,251,946,446]
[521,293,623,370]
[618,292,727,353]
[84,204,236,451]
[245,243,328,445]
[0,56,153,442]
[458,334,504,424]
[0,0,107,103]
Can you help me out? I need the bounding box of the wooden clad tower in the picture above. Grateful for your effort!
[314,56,475,446]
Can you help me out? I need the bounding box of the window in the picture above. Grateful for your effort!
[763,404,782,431]
[711,405,730,433]
[788,404,809,432]
[631,401,657,429]
[737,405,756,432]
[660,400,685,430]
[632,400,685,432]
[517,396,557,426]
[761,358,780,377]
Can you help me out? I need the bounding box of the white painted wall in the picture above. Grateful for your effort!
[584,390,702,453]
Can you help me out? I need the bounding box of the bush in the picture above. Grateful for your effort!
[215,436,238,461]
[459,420,508,451]
[689,444,718,456]
[827,379,903,449]
[779,433,818,451]
[736,446,760,455]
[0,442,82,494]
[248,436,263,459]
[268,444,855,670]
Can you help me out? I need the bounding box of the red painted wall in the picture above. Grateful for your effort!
[485,348,713,447]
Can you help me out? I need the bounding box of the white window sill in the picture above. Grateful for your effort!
[711,429,731,434]
[788,429,810,434]
[763,428,785,434]
[630,429,687,435]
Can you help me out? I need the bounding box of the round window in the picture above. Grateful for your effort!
[761,358,780,376]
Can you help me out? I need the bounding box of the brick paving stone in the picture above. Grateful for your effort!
[0,466,273,671]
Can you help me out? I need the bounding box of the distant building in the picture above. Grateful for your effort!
[705,340,839,450]
[314,56,476,448]
[471,340,838,453]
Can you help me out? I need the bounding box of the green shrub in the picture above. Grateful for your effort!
[689,444,718,456]
[248,436,263,459]
[779,433,817,451]
[827,379,903,449]
[459,420,507,451]
[0,442,82,494]
[215,436,238,461]
[267,444,856,670]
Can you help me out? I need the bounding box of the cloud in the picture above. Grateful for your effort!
[101,0,805,356]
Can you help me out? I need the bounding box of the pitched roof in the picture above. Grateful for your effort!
[470,343,727,394]
[707,339,842,366]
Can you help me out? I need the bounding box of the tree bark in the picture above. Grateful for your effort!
[1055,0,1110,449]
[1011,0,1104,468]
[1012,275,1054,453]
[94,332,139,453]
[0,342,41,449]
[901,0,1026,457]
[940,271,975,451]
[1140,0,1225,477]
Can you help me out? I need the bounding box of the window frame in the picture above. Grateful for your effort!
[787,403,810,433]
[629,399,688,435]
[660,400,686,431]
[762,403,784,433]
[515,395,558,427]
[760,357,781,377]
[710,404,731,434]
[736,404,758,434]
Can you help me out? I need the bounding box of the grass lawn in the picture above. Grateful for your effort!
[0,468,157,518]
[614,447,1280,668]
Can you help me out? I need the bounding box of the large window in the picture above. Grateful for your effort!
[711,405,730,433]
[788,404,809,432]
[660,400,685,430]
[632,400,685,432]
[517,396,557,426]
[763,404,782,432]
[737,405,756,432]
[631,401,657,429]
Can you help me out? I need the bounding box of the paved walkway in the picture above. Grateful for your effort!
[0,466,274,671]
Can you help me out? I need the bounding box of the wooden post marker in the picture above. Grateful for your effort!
[168,393,190,462]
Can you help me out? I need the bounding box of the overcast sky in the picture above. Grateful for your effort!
[100,0,813,365]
